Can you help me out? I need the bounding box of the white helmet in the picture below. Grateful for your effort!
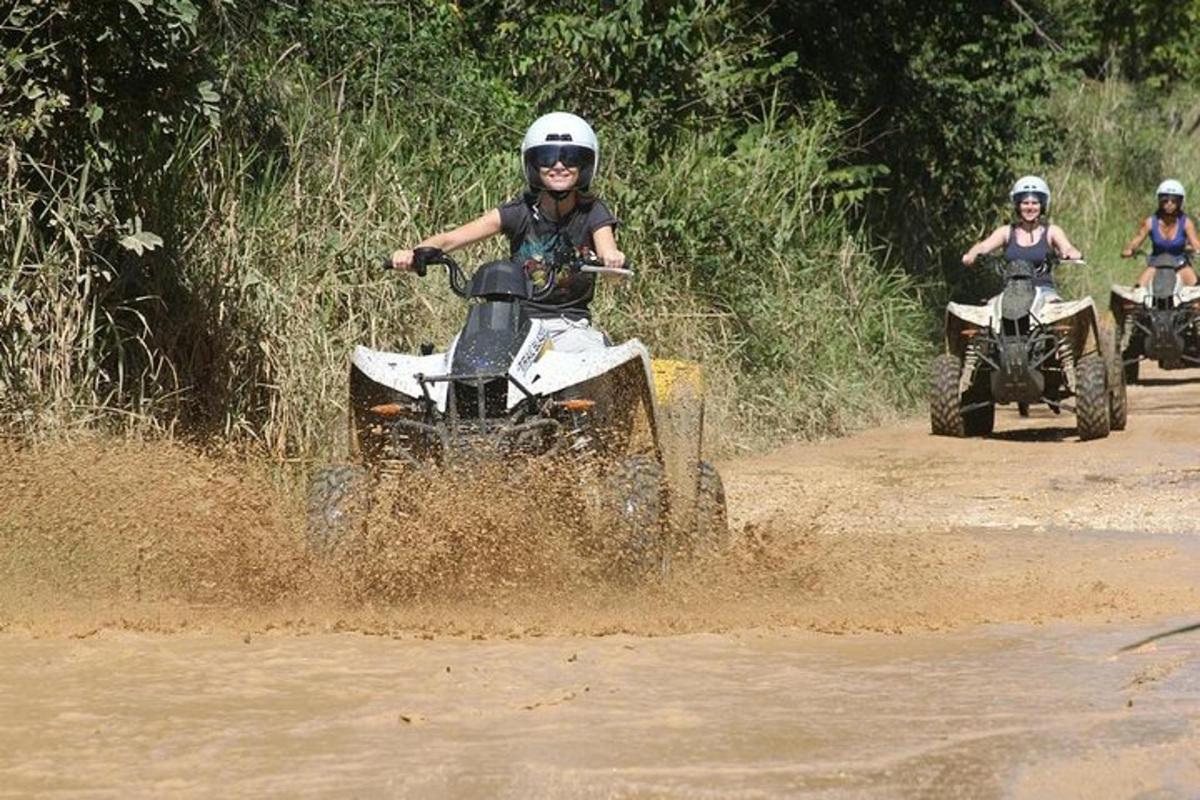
[1011,175,1050,213]
[1156,178,1185,201]
[521,112,599,192]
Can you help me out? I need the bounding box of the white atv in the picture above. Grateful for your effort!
[307,247,727,578]
[931,258,1125,440]
[1109,253,1200,383]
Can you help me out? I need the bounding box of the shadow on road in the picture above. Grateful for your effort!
[1131,376,1200,387]
[1127,401,1200,415]
[986,426,1078,443]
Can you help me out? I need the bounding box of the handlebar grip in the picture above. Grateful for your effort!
[411,246,444,278]
[379,253,425,276]
[579,265,635,277]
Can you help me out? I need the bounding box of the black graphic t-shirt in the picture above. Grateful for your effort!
[497,193,618,318]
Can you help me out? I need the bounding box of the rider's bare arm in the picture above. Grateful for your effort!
[390,210,503,271]
[591,225,626,270]
[1185,217,1200,253]
[962,226,1009,266]
[1049,225,1082,260]
[1121,218,1152,258]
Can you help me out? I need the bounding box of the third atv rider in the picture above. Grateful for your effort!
[390,112,624,352]
[962,175,1083,293]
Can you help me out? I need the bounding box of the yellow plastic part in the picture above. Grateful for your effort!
[651,359,704,404]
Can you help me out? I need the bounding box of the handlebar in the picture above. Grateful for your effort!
[379,248,634,301]
[974,253,1085,271]
[578,265,635,277]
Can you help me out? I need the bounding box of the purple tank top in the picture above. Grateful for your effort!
[1006,224,1053,286]
[1149,213,1188,257]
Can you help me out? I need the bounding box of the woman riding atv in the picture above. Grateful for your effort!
[1119,178,1200,287]
[961,175,1083,300]
[389,112,625,352]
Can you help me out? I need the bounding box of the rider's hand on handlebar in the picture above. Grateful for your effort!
[598,249,627,270]
[597,248,627,283]
[1120,247,1134,259]
[962,251,977,267]
[389,249,416,271]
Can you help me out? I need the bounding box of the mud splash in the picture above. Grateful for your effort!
[2,438,1197,639]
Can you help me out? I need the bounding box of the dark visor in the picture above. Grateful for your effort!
[527,144,594,169]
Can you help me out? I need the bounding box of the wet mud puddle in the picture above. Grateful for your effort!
[0,617,1196,799]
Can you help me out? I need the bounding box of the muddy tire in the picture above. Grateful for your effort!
[1123,356,1139,385]
[930,354,964,437]
[963,402,995,436]
[1075,354,1111,441]
[596,455,667,580]
[1115,320,1140,384]
[306,464,371,554]
[1101,326,1128,432]
[692,460,730,556]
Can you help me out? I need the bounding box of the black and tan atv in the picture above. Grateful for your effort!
[1109,253,1200,384]
[930,258,1126,441]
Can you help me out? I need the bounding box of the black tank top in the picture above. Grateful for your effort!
[1005,224,1053,287]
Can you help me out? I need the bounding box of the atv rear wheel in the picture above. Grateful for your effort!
[692,460,730,556]
[306,464,371,554]
[1075,354,1111,441]
[596,455,668,580]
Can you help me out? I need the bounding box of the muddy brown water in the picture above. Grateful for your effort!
[2,364,1200,798]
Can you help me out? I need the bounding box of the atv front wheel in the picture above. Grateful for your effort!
[596,455,668,580]
[306,464,371,554]
[1123,358,1139,385]
[1099,322,1128,432]
[930,354,985,437]
[692,460,730,556]
[1105,348,1128,433]
[1075,354,1111,441]
[963,401,995,436]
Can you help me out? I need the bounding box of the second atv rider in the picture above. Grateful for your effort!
[1119,178,1200,288]
[961,174,1083,301]
[390,112,625,352]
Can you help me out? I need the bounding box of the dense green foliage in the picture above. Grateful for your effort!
[767,1,1061,269]
[3,0,1199,453]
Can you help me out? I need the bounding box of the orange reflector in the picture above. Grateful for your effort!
[556,399,596,412]
[369,403,405,417]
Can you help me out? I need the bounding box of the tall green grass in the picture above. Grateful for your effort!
[1,66,930,456]
[181,84,930,454]
[1050,81,1200,306]
[14,73,1193,457]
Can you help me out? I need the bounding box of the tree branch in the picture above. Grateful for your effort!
[1006,0,1064,54]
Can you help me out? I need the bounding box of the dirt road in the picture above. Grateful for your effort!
[1,365,1199,798]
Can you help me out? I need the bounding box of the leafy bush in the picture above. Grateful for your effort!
[763,0,1069,280]
[0,0,223,426]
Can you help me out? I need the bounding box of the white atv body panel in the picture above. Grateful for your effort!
[352,319,657,415]
[352,340,457,410]
[1036,297,1095,325]
[947,293,1095,331]
[1111,280,1200,307]
[946,301,991,328]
